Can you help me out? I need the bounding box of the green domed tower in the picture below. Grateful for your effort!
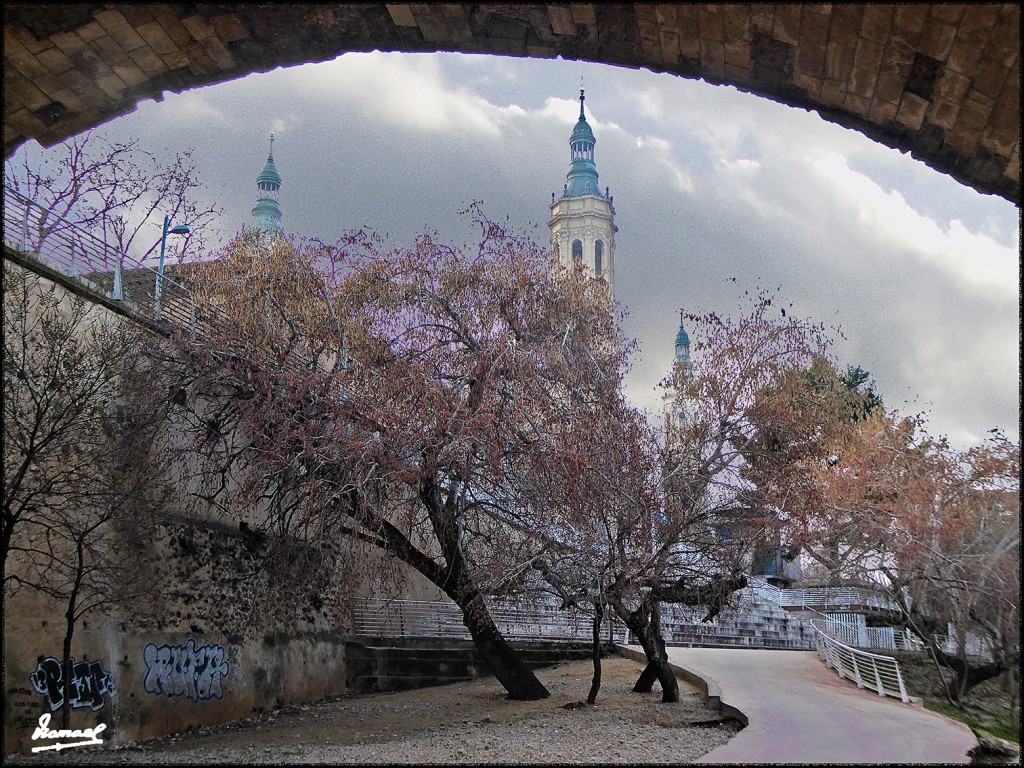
[250,134,283,238]
[549,88,617,295]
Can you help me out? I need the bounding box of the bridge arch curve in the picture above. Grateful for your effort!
[4,4,1019,204]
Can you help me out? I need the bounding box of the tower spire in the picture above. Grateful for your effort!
[549,87,617,296]
[250,132,283,238]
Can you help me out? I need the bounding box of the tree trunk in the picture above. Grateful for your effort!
[611,597,678,702]
[633,600,671,696]
[456,590,550,700]
[587,601,603,705]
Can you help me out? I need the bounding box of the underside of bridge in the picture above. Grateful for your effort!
[3,4,1020,204]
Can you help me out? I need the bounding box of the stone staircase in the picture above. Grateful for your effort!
[345,637,595,694]
[659,588,815,651]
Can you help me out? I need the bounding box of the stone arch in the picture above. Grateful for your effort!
[3,4,1019,204]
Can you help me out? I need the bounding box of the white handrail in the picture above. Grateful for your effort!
[352,597,630,644]
[810,619,909,703]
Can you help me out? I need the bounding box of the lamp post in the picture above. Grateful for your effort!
[154,215,190,319]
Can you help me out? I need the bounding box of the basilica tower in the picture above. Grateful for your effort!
[250,133,283,238]
[549,89,617,295]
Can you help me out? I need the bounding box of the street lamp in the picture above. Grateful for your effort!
[154,215,190,320]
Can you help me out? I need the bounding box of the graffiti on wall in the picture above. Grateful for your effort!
[143,638,231,702]
[29,657,117,711]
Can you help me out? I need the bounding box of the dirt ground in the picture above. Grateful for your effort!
[142,656,731,750]
[11,656,740,764]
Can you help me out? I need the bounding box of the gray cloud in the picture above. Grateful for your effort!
[18,52,1017,449]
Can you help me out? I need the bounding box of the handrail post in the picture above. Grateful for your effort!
[69,238,77,277]
[112,248,123,301]
[870,657,884,695]
[21,204,29,251]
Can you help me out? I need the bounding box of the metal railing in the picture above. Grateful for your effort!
[352,597,630,644]
[745,574,899,613]
[811,619,910,703]
[3,185,198,330]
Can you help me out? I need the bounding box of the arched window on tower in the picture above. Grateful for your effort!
[572,239,583,266]
[594,240,603,275]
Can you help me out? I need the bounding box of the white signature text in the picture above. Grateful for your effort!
[31,713,106,752]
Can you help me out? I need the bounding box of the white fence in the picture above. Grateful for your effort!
[3,185,198,329]
[811,619,910,703]
[352,597,630,644]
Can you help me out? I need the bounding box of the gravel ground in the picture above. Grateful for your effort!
[9,657,741,764]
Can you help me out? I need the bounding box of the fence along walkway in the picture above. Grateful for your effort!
[353,597,630,644]
[3,185,200,331]
[810,619,910,702]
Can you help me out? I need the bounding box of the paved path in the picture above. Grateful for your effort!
[623,646,978,764]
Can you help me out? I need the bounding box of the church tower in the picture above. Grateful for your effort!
[250,134,283,238]
[664,309,694,432]
[549,88,617,295]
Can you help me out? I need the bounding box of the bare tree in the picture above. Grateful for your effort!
[152,214,629,701]
[5,130,220,264]
[3,261,168,726]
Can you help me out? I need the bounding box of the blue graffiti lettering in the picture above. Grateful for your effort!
[29,657,117,711]
[143,638,230,702]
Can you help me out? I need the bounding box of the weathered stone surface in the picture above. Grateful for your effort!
[1,3,1018,204]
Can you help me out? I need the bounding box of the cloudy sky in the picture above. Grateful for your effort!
[14,52,1020,450]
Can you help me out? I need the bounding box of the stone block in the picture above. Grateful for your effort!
[843,92,868,116]
[129,45,170,77]
[92,34,130,64]
[181,14,215,41]
[198,35,235,70]
[954,94,995,134]
[37,46,75,75]
[700,39,725,79]
[5,107,46,136]
[724,41,751,72]
[919,19,956,60]
[893,5,928,38]
[874,68,905,103]
[848,67,876,100]
[211,13,250,44]
[154,11,199,48]
[161,49,191,70]
[570,5,596,26]
[928,99,961,130]
[698,8,724,41]
[972,58,1009,100]
[179,40,218,76]
[722,7,748,41]
[773,5,802,46]
[825,42,855,81]
[547,5,575,37]
[860,5,893,44]
[946,38,982,76]
[799,8,830,48]
[797,44,826,78]
[76,21,106,43]
[9,24,52,55]
[659,30,680,64]
[820,79,847,108]
[136,22,177,56]
[94,9,129,32]
[51,31,88,58]
[956,4,999,46]
[934,69,971,102]
[111,60,148,88]
[929,5,966,25]
[896,91,929,131]
[4,73,50,111]
[6,45,50,79]
[853,39,883,75]
[95,71,128,100]
[386,4,417,28]
[791,70,822,99]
